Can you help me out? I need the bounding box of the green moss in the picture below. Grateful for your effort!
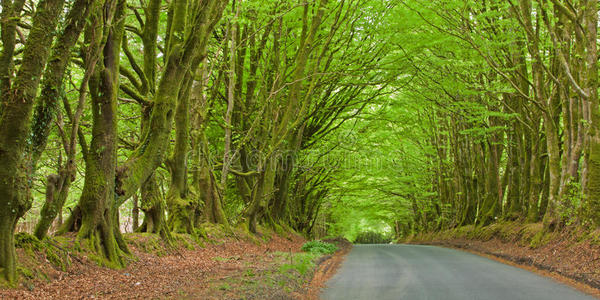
[87,252,123,269]
[218,282,232,291]
[14,233,68,270]
[174,233,197,250]
[125,233,167,256]
[17,266,34,279]
[588,229,600,245]
[44,247,67,271]
[12,233,74,281]
[519,223,543,247]
[125,232,203,256]
[72,239,83,252]
[585,143,600,226]
[15,233,43,255]
[271,222,286,236]
[529,230,556,249]
[454,225,474,238]
[497,221,523,242]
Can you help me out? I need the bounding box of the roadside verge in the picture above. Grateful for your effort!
[300,237,353,300]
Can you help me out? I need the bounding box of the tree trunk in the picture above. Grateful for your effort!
[139,174,172,241]
[132,194,139,232]
[527,131,545,222]
[34,169,75,239]
[0,210,18,284]
[0,0,67,284]
[167,74,196,234]
[29,0,95,167]
[581,0,600,226]
[542,112,562,228]
[191,64,229,227]
[76,0,126,266]
[114,1,227,211]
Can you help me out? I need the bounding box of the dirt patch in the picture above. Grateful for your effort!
[407,222,600,299]
[0,228,307,299]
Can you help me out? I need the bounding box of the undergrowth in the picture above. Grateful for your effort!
[301,240,338,254]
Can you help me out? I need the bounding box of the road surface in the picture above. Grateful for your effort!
[321,244,597,300]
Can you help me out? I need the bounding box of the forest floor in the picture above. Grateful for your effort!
[0,225,345,299]
[405,221,600,298]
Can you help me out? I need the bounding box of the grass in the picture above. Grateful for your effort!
[278,252,319,276]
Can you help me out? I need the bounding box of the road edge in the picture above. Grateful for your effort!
[418,240,600,299]
[300,239,353,299]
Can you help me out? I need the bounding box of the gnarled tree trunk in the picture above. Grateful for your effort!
[76,0,126,266]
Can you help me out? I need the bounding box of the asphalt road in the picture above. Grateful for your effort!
[321,244,597,300]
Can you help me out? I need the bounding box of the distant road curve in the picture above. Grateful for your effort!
[321,244,597,300]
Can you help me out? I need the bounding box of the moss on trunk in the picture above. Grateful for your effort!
[166,73,196,234]
[0,212,17,286]
[542,112,562,229]
[139,174,172,242]
[190,70,230,227]
[0,0,68,284]
[114,1,227,207]
[167,192,196,234]
[29,0,95,167]
[34,171,73,240]
[585,142,600,225]
[74,0,126,267]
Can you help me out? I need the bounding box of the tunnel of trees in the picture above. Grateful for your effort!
[0,0,598,286]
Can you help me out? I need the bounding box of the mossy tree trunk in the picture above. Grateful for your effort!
[580,0,600,226]
[114,0,227,208]
[243,0,328,233]
[541,89,565,229]
[34,170,72,239]
[115,0,226,240]
[76,0,126,266]
[272,127,304,224]
[527,131,545,222]
[139,174,172,241]
[132,194,139,232]
[246,158,278,233]
[0,0,68,284]
[478,128,503,226]
[191,73,229,226]
[166,74,196,234]
[33,0,97,240]
[161,1,227,233]
[516,0,563,229]
[28,0,96,167]
[0,210,19,285]
[505,98,523,219]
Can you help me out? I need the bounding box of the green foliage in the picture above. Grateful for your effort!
[300,240,337,255]
[354,231,392,244]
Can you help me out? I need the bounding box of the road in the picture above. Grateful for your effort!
[321,244,597,300]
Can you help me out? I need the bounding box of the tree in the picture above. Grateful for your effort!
[0,0,82,284]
